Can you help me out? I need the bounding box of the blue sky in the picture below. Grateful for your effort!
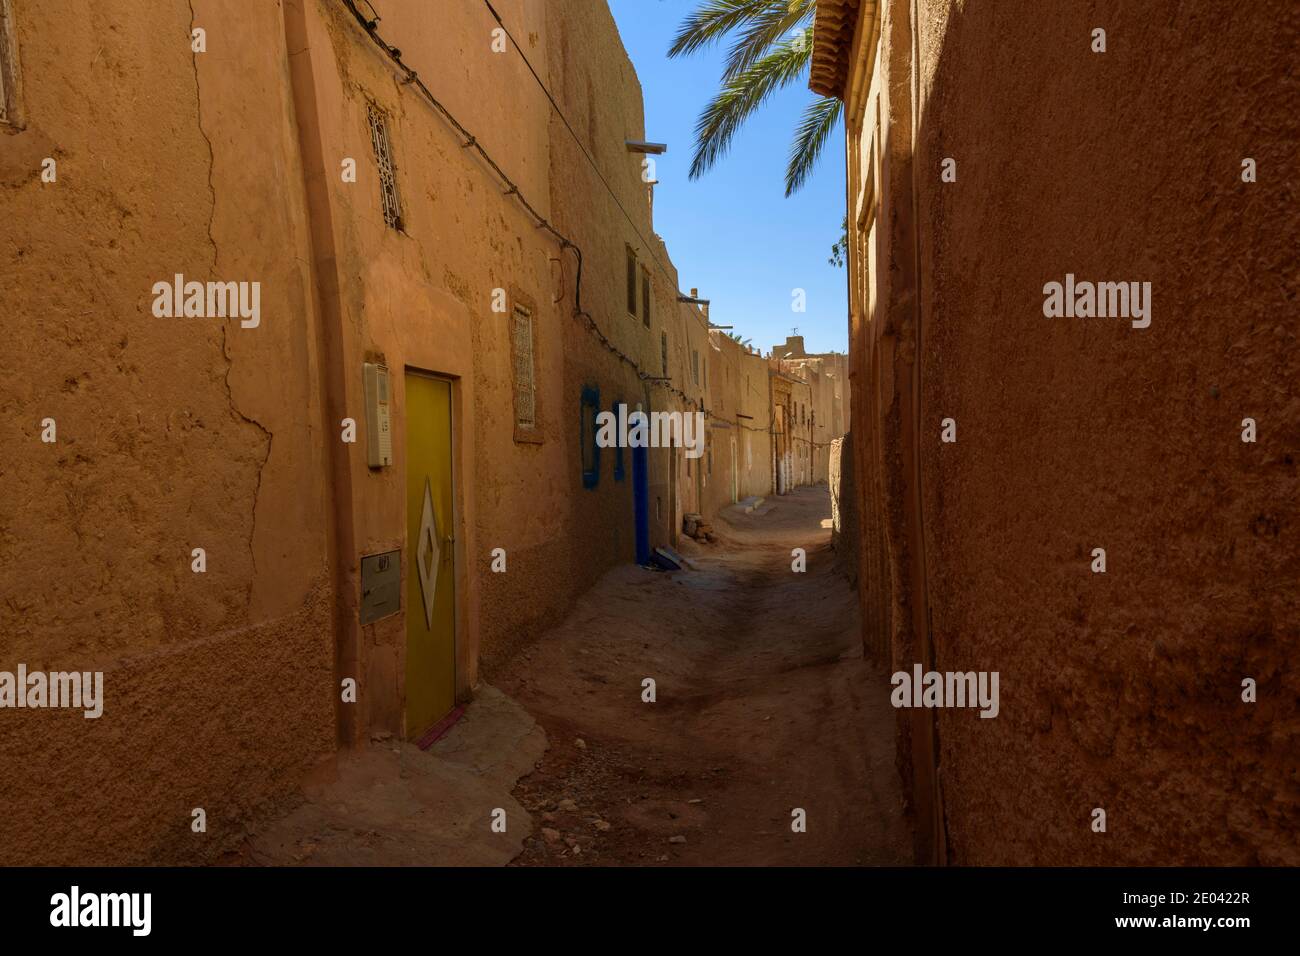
[607,0,848,355]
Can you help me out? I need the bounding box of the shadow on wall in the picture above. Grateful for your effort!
[858,0,1297,865]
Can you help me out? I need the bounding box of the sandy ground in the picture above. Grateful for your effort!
[237,485,909,866]
[240,685,546,866]
[495,485,911,866]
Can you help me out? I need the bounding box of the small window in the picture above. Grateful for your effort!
[511,302,541,442]
[692,350,699,385]
[0,0,20,126]
[626,247,638,315]
[367,103,403,230]
[641,267,651,328]
[660,332,669,377]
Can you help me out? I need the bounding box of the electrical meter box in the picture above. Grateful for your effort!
[363,362,393,468]
[359,549,401,624]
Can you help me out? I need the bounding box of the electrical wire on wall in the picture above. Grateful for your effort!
[480,0,711,337]
[336,0,775,436]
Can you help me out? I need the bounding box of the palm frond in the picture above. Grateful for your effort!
[784,94,841,196]
[667,0,780,59]
[829,215,848,266]
[689,36,813,179]
[721,0,815,83]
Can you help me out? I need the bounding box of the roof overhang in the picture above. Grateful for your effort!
[808,0,862,98]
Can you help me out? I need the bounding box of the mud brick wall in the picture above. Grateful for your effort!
[914,0,1298,864]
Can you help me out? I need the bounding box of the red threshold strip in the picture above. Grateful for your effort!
[415,705,466,751]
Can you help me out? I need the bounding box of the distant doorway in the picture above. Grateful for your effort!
[730,436,738,503]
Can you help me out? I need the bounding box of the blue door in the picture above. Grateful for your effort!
[632,444,650,564]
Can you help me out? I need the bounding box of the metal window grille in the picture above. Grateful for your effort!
[367,103,402,230]
[512,305,536,429]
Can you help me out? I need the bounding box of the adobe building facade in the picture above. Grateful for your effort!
[0,0,847,863]
[771,333,849,490]
[736,347,774,501]
[2,0,340,868]
[813,0,1297,864]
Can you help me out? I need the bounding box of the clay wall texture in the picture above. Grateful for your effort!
[537,0,700,585]
[833,0,1298,864]
[702,331,740,514]
[737,349,773,500]
[0,0,335,864]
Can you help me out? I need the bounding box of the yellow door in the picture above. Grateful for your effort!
[404,372,456,738]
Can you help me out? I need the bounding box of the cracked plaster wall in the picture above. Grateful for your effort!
[0,0,335,863]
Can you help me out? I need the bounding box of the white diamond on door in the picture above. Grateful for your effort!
[416,477,440,629]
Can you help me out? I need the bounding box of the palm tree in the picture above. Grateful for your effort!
[668,0,840,197]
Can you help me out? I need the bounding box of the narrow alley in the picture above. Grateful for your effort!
[498,487,910,866]
[238,485,908,867]
[2,0,1291,903]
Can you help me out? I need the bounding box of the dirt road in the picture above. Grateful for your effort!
[495,486,911,866]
